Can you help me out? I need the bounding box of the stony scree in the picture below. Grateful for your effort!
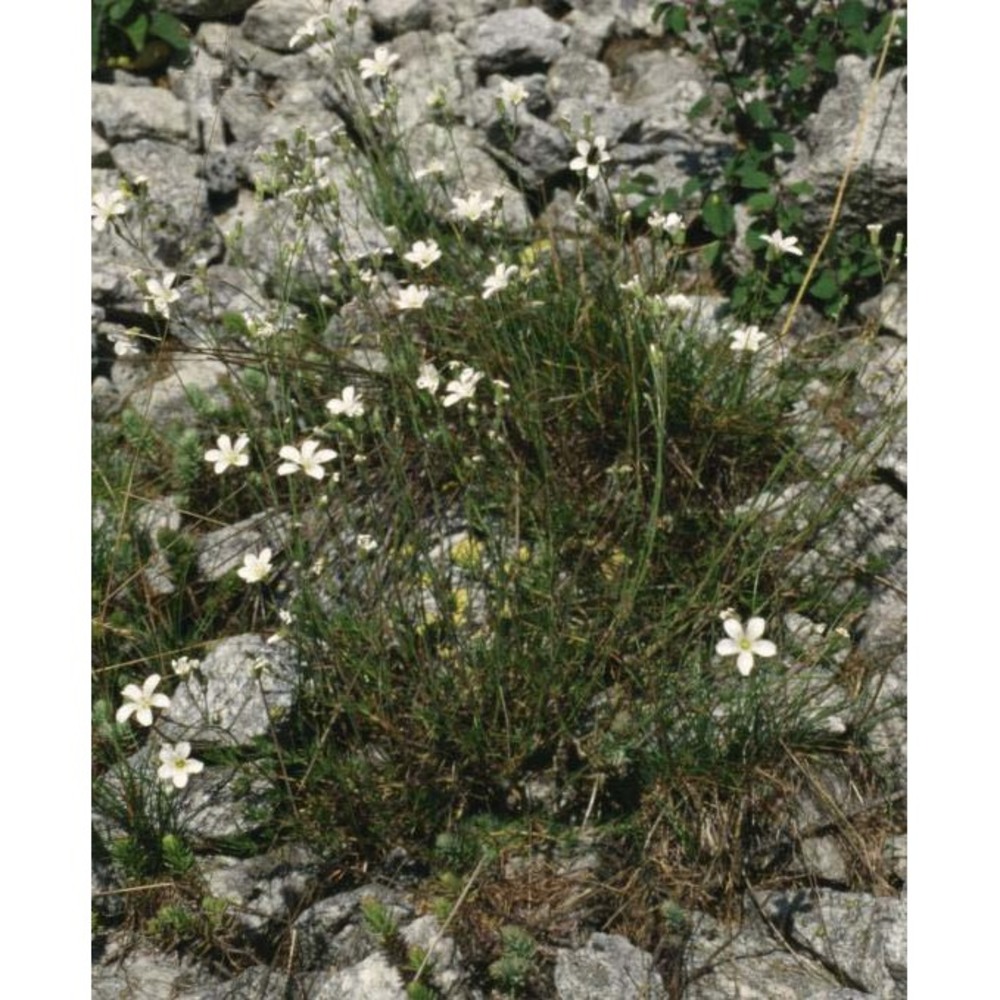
[92,2,906,996]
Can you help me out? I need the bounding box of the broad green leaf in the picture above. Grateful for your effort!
[123,12,148,54]
[737,167,772,191]
[745,192,777,213]
[771,132,796,154]
[108,0,136,20]
[702,195,734,238]
[150,11,190,54]
[809,271,839,301]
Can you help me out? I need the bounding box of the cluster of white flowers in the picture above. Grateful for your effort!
[415,361,488,409]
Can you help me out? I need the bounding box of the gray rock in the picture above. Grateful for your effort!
[175,764,274,840]
[125,352,232,428]
[185,965,301,1000]
[92,129,113,167]
[401,914,472,997]
[505,110,575,186]
[311,952,406,1000]
[92,944,221,999]
[167,44,229,153]
[158,634,300,746]
[564,10,616,58]
[92,83,189,145]
[389,30,472,132]
[199,844,323,942]
[754,889,906,997]
[554,932,666,999]
[369,0,432,35]
[548,52,612,103]
[244,0,373,54]
[859,280,907,339]
[196,510,292,582]
[785,55,906,231]
[468,7,570,76]
[159,0,256,16]
[293,885,414,971]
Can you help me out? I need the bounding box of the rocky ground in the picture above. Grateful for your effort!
[92,2,906,997]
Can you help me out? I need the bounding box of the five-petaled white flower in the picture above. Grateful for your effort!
[144,273,181,319]
[648,210,685,235]
[116,674,171,727]
[442,366,485,407]
[498,79,529,109]
[157,742,205,789]
[451,191,495,223]
[359,46,399,80]
[237,548,273,584]
[278,440,338,479]
[716,617,777,676]
[204,434,250,475]
[403,240,442,270]
[394,285,431,311]
[416,362,441,394]
[759,229,803,257]
[569,136,611,180]
[326,386,365,418]
[171,656,200,677]
[481,263,519,300]
[729,325,768,353]
[92,189,129,232]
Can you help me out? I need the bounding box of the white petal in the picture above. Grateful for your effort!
[736,651,755,676]
[116,704,136,724]
[716,639,739,656]
[722,618,744,641]
[745,617,766,641]
[751,640,777,658]
[278,446,300,462]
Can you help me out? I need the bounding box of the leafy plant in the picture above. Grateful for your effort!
[92,0,191,75]
[646,0,906,320]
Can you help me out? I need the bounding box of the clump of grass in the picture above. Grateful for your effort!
[93,14,905,974]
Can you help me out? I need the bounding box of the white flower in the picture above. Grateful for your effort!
[403,240,442,270]
[359,46,399,80]
[171,656,200,677]
[116,674,171,727]
[442,366,484,408]
[204,434,250,475]
[108,328,142,357]
[289,14,334,49]
[729,325,768,353]
[416,362,441,394]
[278,440,338,479]
[237,548,273,584]
[394,285,431,311]
[648,210,685,235]
[498,79,528,109]
[414,159,446,180]
[144,273,181,320]
[481,263,518,300]
[663,293,693,312]
[716,617,778,676]
[157,742,204,789]
[451,191,495,223]
[356,533,378,553]
[326,386,365,418]
[759,229,803,257]
[569,136,610,180]
[92,189,129,232]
